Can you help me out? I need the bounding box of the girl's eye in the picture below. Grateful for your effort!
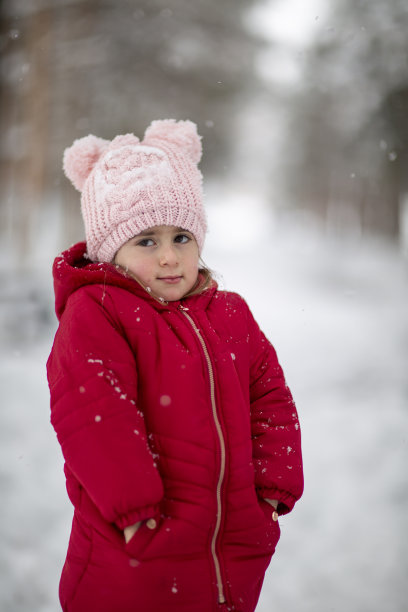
[174,234,190,244]
[137,238,155,247]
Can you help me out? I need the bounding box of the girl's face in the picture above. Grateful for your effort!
[114,225,200,302]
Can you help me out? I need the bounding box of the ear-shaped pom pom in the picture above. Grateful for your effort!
[144,119,202,165]
[109,133,140,149]
[63,135,110,191]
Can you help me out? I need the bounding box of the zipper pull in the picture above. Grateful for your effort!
[178,305,189,311]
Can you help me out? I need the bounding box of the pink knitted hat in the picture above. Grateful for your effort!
[63,119,206,262]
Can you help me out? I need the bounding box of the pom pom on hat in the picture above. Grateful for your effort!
[63,134,109,191]
[144,119,202,165]
[109,133,140,150]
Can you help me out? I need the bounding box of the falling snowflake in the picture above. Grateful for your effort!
[160,395,172,407]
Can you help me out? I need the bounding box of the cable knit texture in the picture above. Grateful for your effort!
[63,120,206,262]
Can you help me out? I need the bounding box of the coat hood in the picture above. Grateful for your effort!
[52,241,216,320]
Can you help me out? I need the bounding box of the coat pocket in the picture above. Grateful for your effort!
[124,513,162,561]
[258,497,281,554]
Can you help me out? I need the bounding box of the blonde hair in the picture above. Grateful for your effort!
[183,265,214,298]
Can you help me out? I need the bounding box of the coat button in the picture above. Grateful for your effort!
[272,511,279,522]
[146,518,157,530]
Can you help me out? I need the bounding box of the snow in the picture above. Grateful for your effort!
[245,0,327,85]
[246,0,326,47]
[1,213,407,611]
[160,395,172,407]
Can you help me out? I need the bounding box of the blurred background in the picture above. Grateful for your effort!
[2,0,408,263]
[1,0,407,611]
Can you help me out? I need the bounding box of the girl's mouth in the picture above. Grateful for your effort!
[157,276,182,284]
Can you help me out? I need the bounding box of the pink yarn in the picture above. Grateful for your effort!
[145,119,202,165]
[63,135,109,191]
[62,120,206,261]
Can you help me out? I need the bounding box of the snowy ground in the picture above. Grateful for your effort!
[1,210,407,611]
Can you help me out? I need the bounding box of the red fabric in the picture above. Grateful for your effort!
[47,242,303,612]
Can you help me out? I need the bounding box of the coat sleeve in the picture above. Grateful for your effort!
[245,302,304,515]
[47,286,164,530]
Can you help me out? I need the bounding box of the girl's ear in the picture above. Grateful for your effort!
[144,119,202,165]
[63,135,109,191]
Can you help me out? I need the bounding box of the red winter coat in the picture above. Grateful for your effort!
[47,242,303,612]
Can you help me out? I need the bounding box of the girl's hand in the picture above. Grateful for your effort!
[124,521,142,543]
[264,498,278,510]
[264,498,279,522]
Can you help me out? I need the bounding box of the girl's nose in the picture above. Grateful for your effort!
[159,244,178,266]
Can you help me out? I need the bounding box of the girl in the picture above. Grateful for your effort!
[47,119,303,612]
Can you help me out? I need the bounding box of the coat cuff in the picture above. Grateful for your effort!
[115,504,160,530]
[257,487,298,515]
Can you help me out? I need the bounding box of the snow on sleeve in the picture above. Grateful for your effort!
[47,286,164,527]
[245,298,304,514]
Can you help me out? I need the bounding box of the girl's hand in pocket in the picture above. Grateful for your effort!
[264,498,278,510]
[124,521,142,543]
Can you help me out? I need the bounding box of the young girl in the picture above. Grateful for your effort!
[47,119,303,612]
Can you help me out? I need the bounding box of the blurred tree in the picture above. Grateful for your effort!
[0,0,264,263]
[282,0,408,239]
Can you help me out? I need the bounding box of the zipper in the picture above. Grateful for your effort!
[179,306,227,605]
